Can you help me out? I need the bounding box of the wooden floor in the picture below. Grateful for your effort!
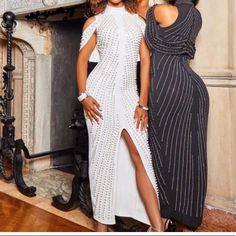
[0,192,91,232]
[1,188,236,232]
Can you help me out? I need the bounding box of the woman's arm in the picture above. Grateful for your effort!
[77,17,96,94]
[139,37,150,107]
[77,17,102,123]
[134,37,150,131]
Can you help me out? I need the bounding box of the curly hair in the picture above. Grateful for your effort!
[89,0,138,15]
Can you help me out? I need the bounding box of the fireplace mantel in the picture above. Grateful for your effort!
[0,0,86,16]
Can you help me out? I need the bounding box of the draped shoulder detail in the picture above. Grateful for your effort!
[145,4,197,60]
[80,15,104,50]
[80,16,102,62]
[80,17,97,50]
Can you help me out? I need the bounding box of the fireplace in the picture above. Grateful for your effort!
[0,0,93,217]
[0,1,88,171]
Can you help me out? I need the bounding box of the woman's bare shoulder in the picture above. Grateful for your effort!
[83,16,96,31]
[153,4,177,23]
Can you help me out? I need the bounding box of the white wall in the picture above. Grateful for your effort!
[192,0,236,212]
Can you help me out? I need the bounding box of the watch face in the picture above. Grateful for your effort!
[42,0,58,7]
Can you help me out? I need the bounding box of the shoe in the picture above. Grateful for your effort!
[147,226,163,232]
[164,219,177,232]
[108,227,114,232]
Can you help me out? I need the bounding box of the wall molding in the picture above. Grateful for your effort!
[228,0,236,72]
[203,78,236,88]
[206,196,236,214]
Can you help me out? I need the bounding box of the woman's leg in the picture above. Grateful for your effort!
[96,222,108,232]
[121,130,164,231]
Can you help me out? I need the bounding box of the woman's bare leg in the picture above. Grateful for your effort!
[121,130,164,231]
[96,222,108,232]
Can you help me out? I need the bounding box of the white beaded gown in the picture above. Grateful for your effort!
[80,5,158,225]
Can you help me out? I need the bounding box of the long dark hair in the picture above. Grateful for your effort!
[168,0,199,6]
[89,0,138,15]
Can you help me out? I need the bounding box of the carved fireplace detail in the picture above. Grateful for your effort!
[0,0,86,16]
[0,35,36,153]
[0,20,52,170]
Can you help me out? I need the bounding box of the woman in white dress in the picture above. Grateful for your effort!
[76,0,163,232]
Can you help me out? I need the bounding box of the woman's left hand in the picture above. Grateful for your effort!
[134,107,148,131]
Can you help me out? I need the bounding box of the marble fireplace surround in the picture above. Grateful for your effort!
[0,0,87,170]
[0,21,53,171]
[0,0,86,16]
[0,31,36,153]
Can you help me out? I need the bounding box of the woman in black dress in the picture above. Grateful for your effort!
[145,0,209,230]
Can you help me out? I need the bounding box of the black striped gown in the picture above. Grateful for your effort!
[145,0,209,229]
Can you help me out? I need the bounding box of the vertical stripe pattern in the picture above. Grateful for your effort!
[145,0,209,229]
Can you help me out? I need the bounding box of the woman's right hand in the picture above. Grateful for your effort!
[82,96,102,123]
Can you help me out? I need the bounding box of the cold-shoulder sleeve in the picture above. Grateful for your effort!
[136,15,146,35]
[80,17,97,50]
[80,16,100,62]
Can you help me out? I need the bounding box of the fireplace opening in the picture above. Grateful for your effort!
[0,4,88,171]
[18,4,87,169]
[50,19,84,168]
